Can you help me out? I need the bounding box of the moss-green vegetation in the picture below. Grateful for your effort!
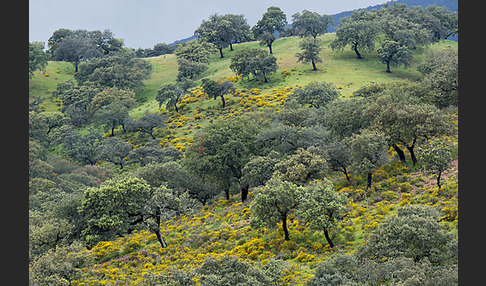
[66,157,457,285]
[29,23,458,286]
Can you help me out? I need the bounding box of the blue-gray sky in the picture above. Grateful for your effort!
[29,0,387,49]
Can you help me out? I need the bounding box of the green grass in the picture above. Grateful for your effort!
[29,61,75,112]
[134,34,457,115]
[29,36,456,149]
[131,54,179,116]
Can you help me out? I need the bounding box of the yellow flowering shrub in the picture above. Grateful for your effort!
[249,88,261,95]
[281,70,291,77]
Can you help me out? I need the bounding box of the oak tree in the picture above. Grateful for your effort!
[250,177,303,241]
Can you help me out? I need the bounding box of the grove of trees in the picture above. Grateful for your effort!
[29,2,458,285]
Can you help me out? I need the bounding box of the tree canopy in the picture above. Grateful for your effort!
[250,177,303,241]
[29,42,50,78]
[290,10,333,38]
[183,116,260,202]
[252,6,288,54]
[229,48,278,83]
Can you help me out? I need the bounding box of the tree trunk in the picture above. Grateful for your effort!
[240,183,249,203]
[155,229,167,248]
[268,44,273,55]
[74,62,79,72]
[224,189,230,200]
[111,126,115,137]
[282,213,290,241]
[312,60,317,71]
[386,61,391,73]
[437,170,442,189]
[323,228,334,248]
[154,208,167,248]
[219,48,224,58]
[174,102,179,112]
[393,144,406,162]
[220,95,226,109]
[367,172,372,190]
[407,145,417,165]
[341,167,350,182]
[263,74,268,83]
[354,47,362,59]
[229,42,233,51]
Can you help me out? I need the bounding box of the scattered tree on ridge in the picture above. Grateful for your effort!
[79,176,193,249]
[156,81,190,112]
[377,39,413,73]
[229,48,278,83]
[125,110,166,140]
[79,177,152,248]
[201,78,235,109]
[293,81,340,108]
[74,50,152,90]
[348,129,389,189]
[290,9,333,38]
[252,6,288,54]
[92,101,131,137]
[329,10,380,59]
[272,146,328,186]
[95,136,133,169]
[29,41,50,78]
[194,14,232,58]
[174,40,217,64]
[296,37,323,71]
[418,48,458,108]
[222,14,253,51]
[357,204,457,264]
[183,116,259,202]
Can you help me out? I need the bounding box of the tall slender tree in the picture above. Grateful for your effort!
[252,6,287,54]
[194,14,232,58]
[296,37,323,71]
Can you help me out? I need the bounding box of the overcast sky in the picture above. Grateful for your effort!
[29,0,387,49]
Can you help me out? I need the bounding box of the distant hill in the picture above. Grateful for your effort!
[169,35,197,46]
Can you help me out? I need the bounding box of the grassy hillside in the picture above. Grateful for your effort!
[131,34,456,116]
[29,34,458,285]
[30,34,457,118]
[69,156,458,285]
[29,61,75,112]
[29,34,457,152]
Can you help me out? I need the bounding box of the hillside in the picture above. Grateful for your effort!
[30,34,456,118]
[29,7,458,285]
[30,35,457,154]
[66,157,458,285]
[29,36,459,153]
[135,33,454,114]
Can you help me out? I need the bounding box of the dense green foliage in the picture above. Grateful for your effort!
[29,41,50,78]
[229,48,278,83]
[29,2,458,285]
[252,6,288,54]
